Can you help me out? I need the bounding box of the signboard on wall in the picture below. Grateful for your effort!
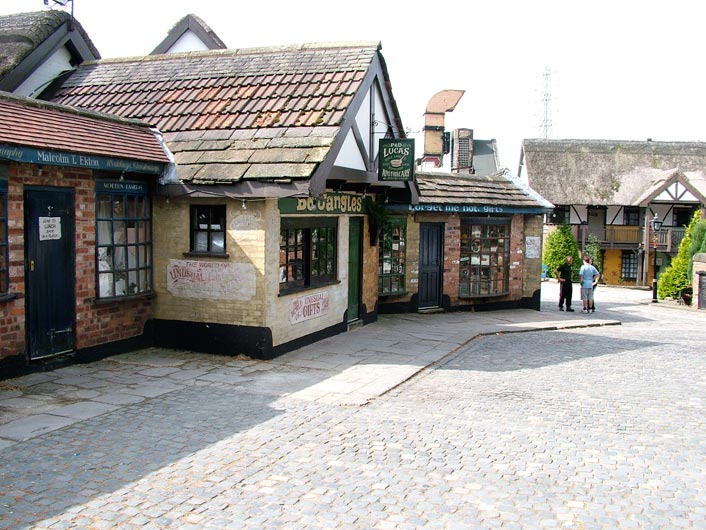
[278,193,364,215]
[288,291,329,323]
[167,260,256,301]
[0,144,164,174]
[378,138,415,181]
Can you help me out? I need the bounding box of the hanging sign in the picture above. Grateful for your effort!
[378,138,415,181]
[39,217,61,241]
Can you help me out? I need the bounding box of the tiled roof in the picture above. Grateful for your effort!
[0,10,99,81]
[523,138,706,205]
[51,42,381,184]
[416,170,553,210]
[0,92,169,164]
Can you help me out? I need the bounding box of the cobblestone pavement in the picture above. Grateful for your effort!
[1,284,705,529]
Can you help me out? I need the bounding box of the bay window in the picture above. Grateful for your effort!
[95,182,152,299]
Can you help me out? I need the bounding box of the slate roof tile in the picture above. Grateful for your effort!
[50,41,382,184]
[416,171,552,210]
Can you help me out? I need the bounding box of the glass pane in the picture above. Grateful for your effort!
[96,195,111,219]
[127,196,137,218]
[211,232,225,252]
[113,195,125,218]
[194,232,208,252]
[98,272,114,297]
[0,221,6,240]
[97,221,112,245]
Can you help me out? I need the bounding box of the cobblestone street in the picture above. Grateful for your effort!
[1,284,705,529]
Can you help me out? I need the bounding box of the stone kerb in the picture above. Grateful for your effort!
[693,253,706,310]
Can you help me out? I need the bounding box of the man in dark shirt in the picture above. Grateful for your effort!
[555,255,574,311]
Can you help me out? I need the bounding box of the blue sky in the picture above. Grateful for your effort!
[2,0,704,173]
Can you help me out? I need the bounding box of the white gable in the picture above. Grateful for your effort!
[335,129,367,171]
[165,30,211,54]
[654,181,699,202]
[334,77,395,172]
[14,46,73,98]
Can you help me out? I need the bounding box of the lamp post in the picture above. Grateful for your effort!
[650,214,663,303]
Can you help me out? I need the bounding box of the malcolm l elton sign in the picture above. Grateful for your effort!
[378,138,414,181]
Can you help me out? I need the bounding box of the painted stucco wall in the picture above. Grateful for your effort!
[152,197,265,328]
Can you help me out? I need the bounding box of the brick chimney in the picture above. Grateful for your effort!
[421,90,464,169]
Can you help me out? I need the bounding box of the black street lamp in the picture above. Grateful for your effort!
[650,214,663,303]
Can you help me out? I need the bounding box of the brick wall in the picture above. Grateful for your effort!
[0,163,154,360]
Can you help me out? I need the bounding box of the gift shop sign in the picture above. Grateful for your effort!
[288,291,329,323]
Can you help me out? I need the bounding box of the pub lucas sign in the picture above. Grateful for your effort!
[378,138,414,181]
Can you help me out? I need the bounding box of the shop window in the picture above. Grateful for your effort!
[190,205,226,255]
[378,217,406,294]
[621,251,638,280]
[279,218,337,293]
[96,184,152,299]
[0,180,7,295]
[623,207,640,226]
[459,219,510,297]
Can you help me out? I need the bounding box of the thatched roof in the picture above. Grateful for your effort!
[522,139,706,205]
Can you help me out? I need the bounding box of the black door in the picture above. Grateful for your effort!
[419,223,443,309]
[347,217,362,321]
[25,188,76,360]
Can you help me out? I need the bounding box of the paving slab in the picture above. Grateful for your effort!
[47,401,120,420]
[0,413,78,441]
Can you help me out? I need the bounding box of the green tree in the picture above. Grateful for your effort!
[543,224,580,280]
[584,233,603,277]
[687,217,706,278]
[658,210,702,299]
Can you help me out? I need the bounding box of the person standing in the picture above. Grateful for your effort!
[579,255,600,313]
[554,255,575,311]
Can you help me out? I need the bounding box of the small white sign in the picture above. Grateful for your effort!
[39,217,61,241]
[525,236,541,259]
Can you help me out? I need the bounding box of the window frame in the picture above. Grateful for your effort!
[623,207,640,226]
[459,217,511,298]
[621,250,638,280]
[0,179,8,296]
[189,204,227,256]
[378,216,407,295]
[279,217,338,295]
[95,182,153,300]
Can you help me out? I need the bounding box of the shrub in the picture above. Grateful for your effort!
[585,233,603,274]
[658,210,702,299]
[543,224,580,280]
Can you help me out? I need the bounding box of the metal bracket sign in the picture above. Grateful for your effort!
[378,138,415,181]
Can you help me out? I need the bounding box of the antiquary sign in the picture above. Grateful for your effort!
[278,193,364,215]
[378,138,414,181]
[0,144,164,175]
[288,291,329,324]
[167,260,256,301]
